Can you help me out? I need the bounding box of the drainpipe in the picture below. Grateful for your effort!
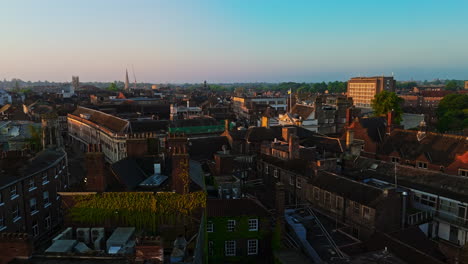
[401,191,408,228]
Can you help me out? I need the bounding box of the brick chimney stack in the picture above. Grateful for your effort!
[387,110,396,134]
[167,134,190,194]
[85,143,106,192]
[346,107,353,126]
[288,134,299,160]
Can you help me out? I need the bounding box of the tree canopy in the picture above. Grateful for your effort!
[371,90,404,124]
[107,82,119,91]
[436,94,468,132]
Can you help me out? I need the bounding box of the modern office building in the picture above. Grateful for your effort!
[347,76,396,108]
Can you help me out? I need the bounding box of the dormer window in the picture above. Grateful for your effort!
[391,157,400,163]
[460,169,468,177]
[417,161,428,169]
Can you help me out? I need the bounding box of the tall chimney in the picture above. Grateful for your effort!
[346,129,354,149]
[387,110,395,134]
[288,135,299,160]
[224,119,230,132]
[346,107,353,126]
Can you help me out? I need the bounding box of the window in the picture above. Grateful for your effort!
[225,240,236,256]
[273,169,278,178]
[362,206,371,220]
[324,192,331,205]
[247,239,258,255]
[0,214,4,231]
[10,185,18,199]
[265,165,269,174]
[417,161,428,169]
[391,157,400,163]
[45,213,51,229]
[414,193,436,208]
[43,191,50,207]
[296,178,302,189]
[207,221,214,232]
[32,220,39,237]
[459,169,468,177]
[42,172,49,184]
[12,204,20,221]
[314,187,320,200]
[227,220,236,232]
[336,196,343,210]
[28,178,36,191]
[353,202,360,215]
[0,193,3,205]
[30,198,38,214]
[248,219,258,231]
[352,226,359,238]
[208,241,214,256]
[289,175,294,185]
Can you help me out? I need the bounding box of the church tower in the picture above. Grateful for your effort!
[124,69,130,90]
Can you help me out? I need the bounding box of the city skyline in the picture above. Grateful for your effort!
[1,0,468,83]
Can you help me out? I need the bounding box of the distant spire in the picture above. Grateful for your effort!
[124,69,129,90]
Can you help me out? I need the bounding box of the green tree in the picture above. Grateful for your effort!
[371,90,404,124]
[26,125,42,152]
[107,82,119,91]
[436,94,468,132]
[445,80,459,91]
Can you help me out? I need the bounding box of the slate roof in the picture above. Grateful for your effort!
[300,135,344,154]
[311,171,385,207]
[129,120,169,133]
[358,117,387,143]
[188,136,230,160]
[71,106,129,133]
[111,158,148,190]
[378,129,467,166]
[259,154,312,176]
[349,157,468,202]
[290,104,314,119]
[245,127,278,142]
[207,198,270,217]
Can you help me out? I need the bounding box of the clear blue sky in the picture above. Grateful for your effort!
[1,0,467,83]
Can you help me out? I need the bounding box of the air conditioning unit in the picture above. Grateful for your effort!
[94,235,105,251]
[91,228,105,243]
[76,228,90,244]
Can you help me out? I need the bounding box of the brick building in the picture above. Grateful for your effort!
[0,149,68,241]
[347,76,395,108]
[206,199,273,264]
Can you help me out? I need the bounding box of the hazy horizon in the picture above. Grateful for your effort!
[1,0,467,83]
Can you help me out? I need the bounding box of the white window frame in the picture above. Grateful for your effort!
[417,161,428,169]
[273,169,278,178]
[248,219,258,231]
[362,206,371,220]
[296,177,302,189]
[459,169,468,177]
[43,191,50,207]
[225,240,236,256]
[10,185,18,199]
[32,221,39,237]
[28,178,36,191]
[247,239,258,255]
[45,213,51,229]
[289,175,294,185]
[207,221,214,232]
[30,198,38,215]
[227,219,236,232]
[42,172,49,185]
[265,165,269,174]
